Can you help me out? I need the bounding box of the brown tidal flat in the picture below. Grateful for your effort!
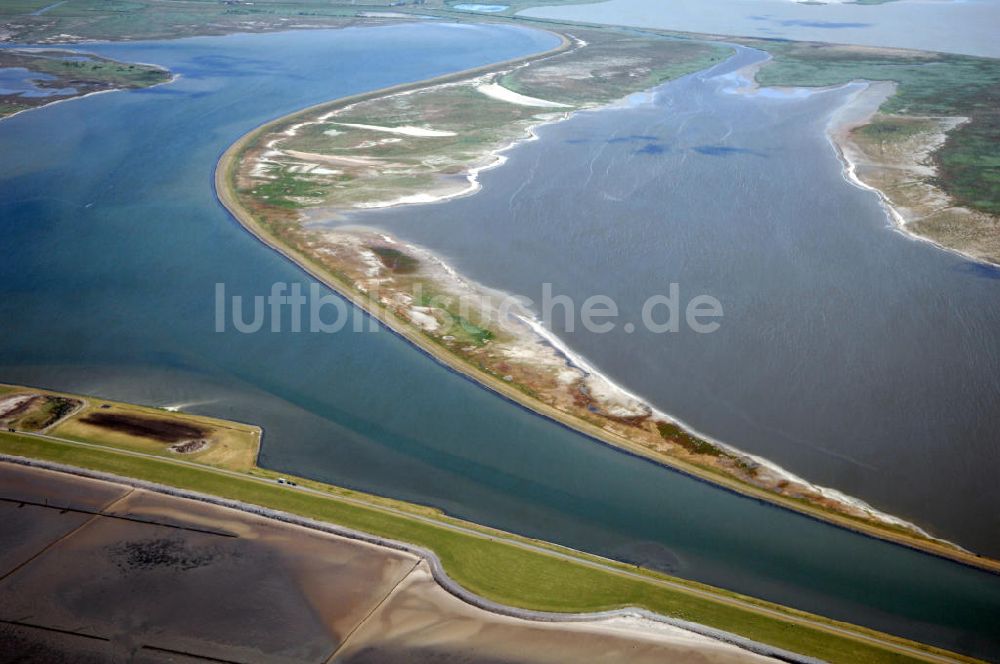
[0,464,420,663]
[0,462,772,664]
[336,562,775,664]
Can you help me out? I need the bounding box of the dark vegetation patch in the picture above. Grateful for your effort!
[0,49,170,118]
[80,412,208,442]
[855,115,937,145]
[656,421,722,456]
[25,397,79,430]
[753,44,1000,215]
[249,171,327,209]
[369,245,419,274]
[1,395,80,431]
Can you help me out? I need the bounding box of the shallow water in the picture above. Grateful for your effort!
[522,0,1000,58]
[1,25,1000,658]
[454,4,510,12]
[0,67,75,97]
[366,46,1000,560]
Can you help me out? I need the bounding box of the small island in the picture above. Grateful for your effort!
[0,48,170,119]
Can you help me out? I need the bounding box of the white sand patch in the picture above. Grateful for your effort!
[354,137,403,149]
[283,121,308,137]
[560,615,789,662]
[336,122,457,137]
[349,112,572,212]
[587,615,771,657]
[283,149,384,166]
[356,247,383,278]
[501,343,575,372]
[476,82,571,108]
[354,192,454,209]
[408,307,440,331]
[0,394,35,418]
[249,162,276,178]
[557,368,581,385]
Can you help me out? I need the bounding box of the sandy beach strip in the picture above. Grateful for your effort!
[334,122,457,137]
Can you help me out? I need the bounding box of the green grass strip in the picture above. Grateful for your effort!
[0,432,973,664]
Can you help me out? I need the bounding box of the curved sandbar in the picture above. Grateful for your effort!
[215,30,1000,575]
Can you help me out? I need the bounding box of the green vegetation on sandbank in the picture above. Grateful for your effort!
[1,0,369,44]
[748,41,1000,216]
[0,49,170,119]
[499,30,726,105]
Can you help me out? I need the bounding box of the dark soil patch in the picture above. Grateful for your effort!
[169,439,209,454]
[108,538,219,572]
[80,413,208,442]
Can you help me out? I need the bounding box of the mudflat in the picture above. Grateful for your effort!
[0,462,773,663]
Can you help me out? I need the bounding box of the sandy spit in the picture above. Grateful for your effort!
[826,79,995,267]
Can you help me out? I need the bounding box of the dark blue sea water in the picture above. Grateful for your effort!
[1,25,999,658]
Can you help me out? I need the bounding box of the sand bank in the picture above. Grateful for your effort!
[217,40,1000,574]
[828,80,1000,266]
[476,81,572,107]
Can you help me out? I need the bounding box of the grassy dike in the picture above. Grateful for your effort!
[0,430,979,664]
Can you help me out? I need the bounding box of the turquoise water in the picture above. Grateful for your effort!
[454,4,510,11]
[1,25,999,658]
